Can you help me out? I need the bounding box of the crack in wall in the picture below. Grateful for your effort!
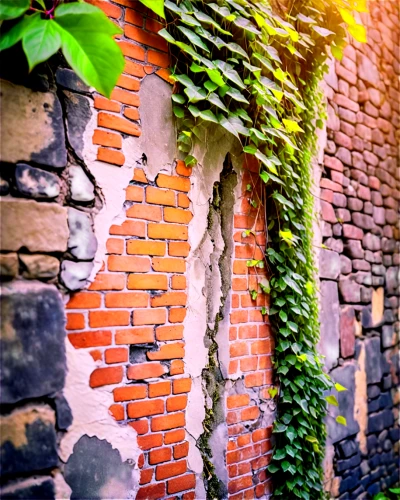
[196,156,237,499]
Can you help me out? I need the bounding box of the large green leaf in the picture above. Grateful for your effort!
[0,13,40,52]
[0,0,29,21]
[23,19,61,71]
[138,0,165,19]
[178,26,209,52]
[54,2,124,98]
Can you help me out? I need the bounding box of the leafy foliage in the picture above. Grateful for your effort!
[157,0,366,497]
[0,1,124,97]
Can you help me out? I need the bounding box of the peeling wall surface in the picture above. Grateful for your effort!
[319,2,400,498]
[0,1,398,500]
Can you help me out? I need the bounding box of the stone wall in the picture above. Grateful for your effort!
[320,2,399,498]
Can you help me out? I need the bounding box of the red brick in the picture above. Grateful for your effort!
[171,275,186,290]
[149,447,171,464]
[139,468,154,485]
[124,60,148,78]
[133,168,148,183]
[133,308,166,326]
[155,325,184,341]
[98,112,141,136]
[169,307,186,323]
[251,339,271,355]
[97,148,125,166]
[89,310,130,328]
[320,177,343,193]
[249,309,264,322]
[89,273,125,290]
[157,174,190,192]
[227,394,250,409]
[233,261,248,275]
[127,362,166,380]
[110,220,145,237]
[167,474,195,494]
[127,204,162,221]
[105,347,128,364]
[152,258,186,273]
[149,381,171,398]
[183,492,196,500]
[258,356,272,369]
[165,429,185,444]
[66,312,85,330]
[128,399,164,418]
[125,185,143,202]
[94,96,121,113]
[105,292,149,308]
[147,343,184,361]
[151,292,187,307]
[117,74,141,91]
[169,242,190,257]
[170,359,184,375]
[230,342,248,358]
[114,385,147,402]
[111,88,140,107]
[230,310,248,324]
[251,455,271,470]
[127,240,166,256]
[137,434,163,450]
[167,395,187,412]
[241,406,260,421]
[115,327,154,345]
[178,193,190,208]
[146,186,176,206]
[244,372,265,388]
[240,357,258,372]
[252,428,268,442]
[124,107,140,121]
[129,419,149,435]
[175,160,192,177]
[173,378,192,394]
[68,330,112,349]
[118,40,145,60]
[106,238,124,254]
[86,0,121,18]
[90,366,123,388]
[164,207,193,224]
[125,8,143,27]
[109,404,124,421]
[151,412,185,431]
[156,68,174,84]
[148,50,169,68]
[125,25,168,52]
[148,223,188,241]
[136,483,166,500]
[232,277,247,291]
[89,349,101,361]
[127,273,168,290]
[343,224,364,240]
[108,255,150,273]
[156,460,187,480]
[238,325,257,339]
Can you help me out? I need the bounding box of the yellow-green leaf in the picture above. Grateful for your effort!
[336,415,347,426]
[326,395,339,406]
[282,119,304,133]
[335,383,347,392]
[339,8,356,26]
[348,23,367,43]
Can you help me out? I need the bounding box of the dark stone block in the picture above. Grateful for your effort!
[1,479,55,499]
[63,91,92,160]
[56,68,90,94]
[0,177,9,196]
[367,435,378,452]
[367,482,380,496]
[15,164,60,199]
[64,436,136,500]
[389,428,399,442]
[365,337,383,384]
[360,475,371,489]
[0,282,66,404]
[351,486,364,497]
[54,394,73,431]
[0,407,58,476]
[367,385,380,399]
[338,439,358,459]
[368,399,380,413]
[369,453,381,469]
[378,392,392,410]
[383,374,392,390]
[360,461,370,476]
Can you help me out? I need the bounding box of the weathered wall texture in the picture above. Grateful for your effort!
[319,2,399,498]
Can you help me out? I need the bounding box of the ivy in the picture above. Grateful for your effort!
[154,0,366,497]
[0,0,124,98]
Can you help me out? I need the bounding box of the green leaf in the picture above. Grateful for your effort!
[158,28,175,44]
[335,415,347,426]
[173,106,185,118]
[180,13,202,27]
[312,25,335,37]
[178,26,210,52]
[267,464,279,473]
[0,0,29,21]
[54,2,124,98]
[227,42,249,60]
[185,155,197,166]
[204,80,218,92]
[199,109,218,123]
[188,105,200,117]
[268,387,278,398]
[206,68,225,86]
[282,119,304,133]
[193,10,231,36]
[334,383,347,392]
[172,94,186,104]
[282,461,291,472]
[325,395,339,407]
[274,448,286,460]
[0,13,40,52]
[138,0,165,18]
[243,145,257,154]
[348,23,367,43]
[22,19,61,71]
[208,92,228,112]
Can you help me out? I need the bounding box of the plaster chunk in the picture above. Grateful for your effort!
[61,260,93,291]
[319,280,340,370]
[67,208,98,261]
[69,165,95,202]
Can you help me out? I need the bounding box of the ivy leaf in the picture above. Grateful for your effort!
[184,85,207,103]
[180,13,202,27]
[274,422,288,433]
[22,18,61,71]
[287,321,298,333]
[267,464,279,473]
[338,8,356,25]
[219,116,240,139]
[234,16,261,35]
[348,23,367,43]
[54,2,124,98]
[227,42,249,60]
[226,86,249,103]
[208,92,228,112]
[204,80,219,92]
[282,119,304,133]
[325,395,339,407]
[178,26,210,52]
[312,25,335,37]
[336,415,347,426]
[282,461,291,472]
[199,109,218,123]
[193,10,232,36]
[279,310,288,322]
[331,44,343,61]
[206,68,225,86]
[188,105,200,117]
[0,13,40,52]
[274,448,286,460]
[268,387,278,398]
[172,94,186,104]
[173,106,185,118]
[0,0,29,21]
[138,0,165,18]
[158,28,176,44]
[297,13,317,24]
[335,383,347,392]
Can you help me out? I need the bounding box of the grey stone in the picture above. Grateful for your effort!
[333,193,347,208]
[332,223,343,236]
[344,240,364,259]
[372,264,385,276]
[61,260,93,291]
[385,209,398,225]
[352,260,371,271]
[320,249,341,280]
[0,80,67,168]
[327,364,359,443]
[0,199,68,253]
[386,267,399,295]
[0,406,57,476]
[347,198,363,211]
[64,435,136,499]
[68,208,98,261]
[63,91,92,160]
[54,393,73,430]
[340,255,352,274]
[352,213,374,230]
[325,238,343,253]
[69,166,95,202]
[371,191,383,206]
[360,286,372,302]
[0,177,9,196]
[0,281,66,403]
[336,208,351,222]
[382,325,394,349]
[0,253,18,279]
[56,68,90,93]
[319,280,339,371]
[365,337,383,384]
[15,164,60,199]
[339,277,361,303]
[19,254,60,279]
[336,147,352,166]
[363,233,381,251]
[354,271,372,285]
[373,207,386,225]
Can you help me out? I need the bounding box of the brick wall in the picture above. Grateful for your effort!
[320,1,399,497]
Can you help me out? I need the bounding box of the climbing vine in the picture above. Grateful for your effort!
[153,0,367,498]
